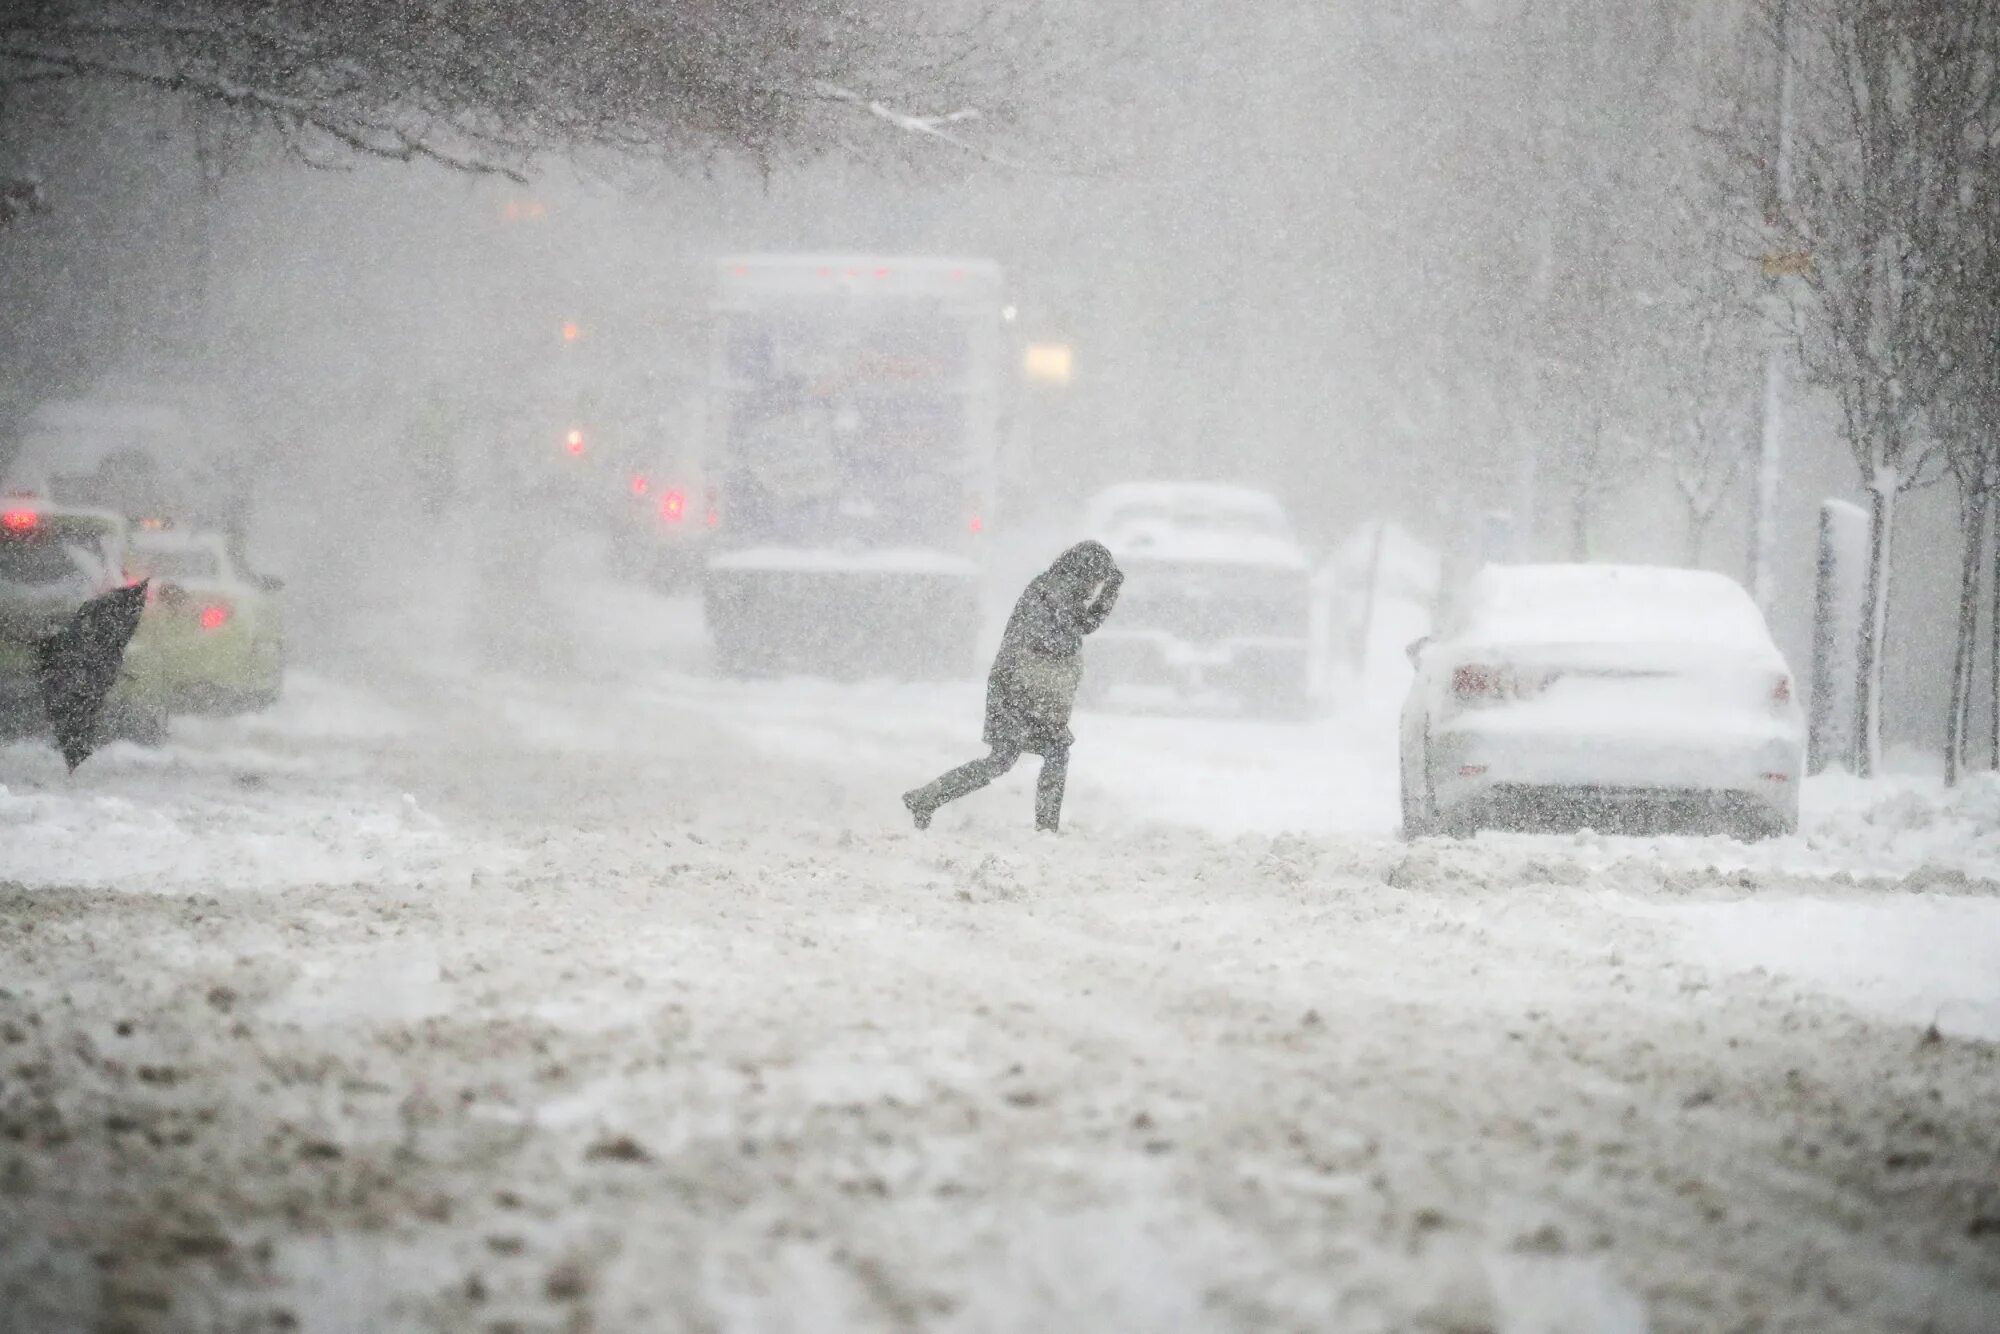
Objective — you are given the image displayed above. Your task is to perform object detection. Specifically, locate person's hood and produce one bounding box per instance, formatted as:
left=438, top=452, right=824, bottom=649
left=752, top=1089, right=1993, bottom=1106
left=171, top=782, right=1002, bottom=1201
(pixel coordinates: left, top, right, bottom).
left=1045, top=540, right=1115, bottom=587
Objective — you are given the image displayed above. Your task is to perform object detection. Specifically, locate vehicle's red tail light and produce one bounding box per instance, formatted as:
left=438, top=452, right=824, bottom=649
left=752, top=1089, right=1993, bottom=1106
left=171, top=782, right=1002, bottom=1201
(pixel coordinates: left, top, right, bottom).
left=660, top=490, right=686, bottom=522
left=968, top=514, right=984, bottom=534
left=564, top=429, right=586, bottom=456
left=1453, top=665, right=1504, bottom=698
left=1, top=508, right=37, bottom=532
left=199, top=604, right=230, bottom=631
left=705, top=509, right=721, bottom=528
left=1451, top=663, right=1555, bottom=703
left=630, top=474, right=649, bottom=496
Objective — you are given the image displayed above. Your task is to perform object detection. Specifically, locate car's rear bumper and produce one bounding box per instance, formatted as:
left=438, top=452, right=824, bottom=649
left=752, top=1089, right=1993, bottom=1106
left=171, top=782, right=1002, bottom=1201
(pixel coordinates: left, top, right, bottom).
left=1429, top=722, right=1801, bottom=830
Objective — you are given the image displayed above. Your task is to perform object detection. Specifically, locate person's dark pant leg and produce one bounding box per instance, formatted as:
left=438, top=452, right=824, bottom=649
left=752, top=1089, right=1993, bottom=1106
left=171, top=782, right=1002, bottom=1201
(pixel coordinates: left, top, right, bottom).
left=911, top=747, right=1020, bottom=814
left=1035, top=745, right=1069, bottom=832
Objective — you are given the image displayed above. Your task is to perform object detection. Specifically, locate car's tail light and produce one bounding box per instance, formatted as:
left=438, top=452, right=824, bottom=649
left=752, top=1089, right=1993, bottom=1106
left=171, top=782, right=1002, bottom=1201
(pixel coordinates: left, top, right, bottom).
left=660, top=490, right=686, bottom=522
left=968, top=514, right=984, bottom=535
left=1, top=508, right=37, bottom=532
left=1453, top=665, right=1505, bottom=699
left=705, top=509, right=721, bottom=528
left=199, top=604, right=230, bottom=631
left=630, top=474, right=649, bottom=496
left=564, top=429, right=586, bottom=456
left=1452, top=664, right=1553, bottom=703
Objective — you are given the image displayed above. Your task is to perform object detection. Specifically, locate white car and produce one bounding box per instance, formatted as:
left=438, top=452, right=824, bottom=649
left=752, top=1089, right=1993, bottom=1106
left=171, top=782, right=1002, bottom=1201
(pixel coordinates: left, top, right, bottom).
left=1083, top=482, right=1313, bottom=716
left=1400, top=564, right=1804, bottom=839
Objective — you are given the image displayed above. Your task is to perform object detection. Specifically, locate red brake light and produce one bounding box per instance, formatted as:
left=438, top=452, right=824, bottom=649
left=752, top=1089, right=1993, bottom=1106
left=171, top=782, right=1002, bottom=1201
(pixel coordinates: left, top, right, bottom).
left=660, top=490, right=686, bottom=522
left=199, top=604, right=230, bottom=631
left=1452, top=665, right=1502, bottom=698
left=630, top=474, right=649, bottom=496
left=968, top=515, right=984, bottom=534
left=1, top=508, right=37, bottom=532
left=565, top=429, right=585, bottom=456
left=1451, top=663, right=1557, bottom=701
left=705, top=510, right=721, bottom=529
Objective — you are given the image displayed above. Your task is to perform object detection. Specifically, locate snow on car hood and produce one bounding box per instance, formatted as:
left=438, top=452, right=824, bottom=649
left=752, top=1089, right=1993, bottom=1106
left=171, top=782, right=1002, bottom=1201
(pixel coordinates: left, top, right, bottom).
left=1102, top=522, right=1308, bottom=570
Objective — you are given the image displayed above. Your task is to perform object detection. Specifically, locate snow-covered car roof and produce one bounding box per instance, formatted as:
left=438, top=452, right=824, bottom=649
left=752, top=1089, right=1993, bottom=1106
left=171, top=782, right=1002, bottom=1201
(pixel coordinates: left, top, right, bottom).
left=1457, top=563, right=1777, bottom=653
left=127, top=526, right=241, bottom=585
left=16, top=393, right=244, bottom=479
left=1085, top=482, right=1307, bottom=569
left=128, top=526, right=227, bottom=555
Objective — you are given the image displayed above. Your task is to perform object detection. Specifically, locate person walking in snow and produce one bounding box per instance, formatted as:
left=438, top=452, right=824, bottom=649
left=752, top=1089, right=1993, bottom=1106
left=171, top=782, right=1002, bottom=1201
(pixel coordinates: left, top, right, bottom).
left=903, top=540, right=1124, bottom=833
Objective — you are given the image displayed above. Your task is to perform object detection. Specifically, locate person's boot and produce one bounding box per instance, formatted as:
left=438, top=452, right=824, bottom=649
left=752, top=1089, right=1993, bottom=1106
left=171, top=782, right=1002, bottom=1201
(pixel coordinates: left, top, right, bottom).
left=902, top=789, right=934, bottom=830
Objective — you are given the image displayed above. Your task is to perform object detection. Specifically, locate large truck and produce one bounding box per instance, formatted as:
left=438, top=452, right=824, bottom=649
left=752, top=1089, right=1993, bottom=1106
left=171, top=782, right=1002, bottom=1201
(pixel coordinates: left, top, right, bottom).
left=700, top=254, right=1009, bottom=678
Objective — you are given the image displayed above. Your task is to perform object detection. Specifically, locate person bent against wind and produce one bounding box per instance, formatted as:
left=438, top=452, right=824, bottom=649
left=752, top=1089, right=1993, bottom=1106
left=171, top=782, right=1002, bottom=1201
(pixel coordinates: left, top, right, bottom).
left=904, top=541, right=1123, bottom=833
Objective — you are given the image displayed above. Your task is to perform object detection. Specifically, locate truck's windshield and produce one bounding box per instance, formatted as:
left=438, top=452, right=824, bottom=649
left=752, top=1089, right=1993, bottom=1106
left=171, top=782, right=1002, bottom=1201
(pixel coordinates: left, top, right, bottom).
left=719, top=298, right=977, bottom=548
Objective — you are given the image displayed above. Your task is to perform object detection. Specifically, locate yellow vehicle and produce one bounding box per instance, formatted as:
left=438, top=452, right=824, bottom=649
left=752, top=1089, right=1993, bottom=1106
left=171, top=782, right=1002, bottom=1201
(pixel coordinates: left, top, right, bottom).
left=126, top=525, right=285, bottom=713
left=0, top=500, right=170, bottom=744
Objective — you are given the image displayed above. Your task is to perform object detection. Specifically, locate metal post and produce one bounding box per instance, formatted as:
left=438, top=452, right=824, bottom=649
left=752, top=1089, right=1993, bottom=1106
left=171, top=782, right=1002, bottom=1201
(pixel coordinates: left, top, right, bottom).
left=1750, top=0, right=1794, bottom=615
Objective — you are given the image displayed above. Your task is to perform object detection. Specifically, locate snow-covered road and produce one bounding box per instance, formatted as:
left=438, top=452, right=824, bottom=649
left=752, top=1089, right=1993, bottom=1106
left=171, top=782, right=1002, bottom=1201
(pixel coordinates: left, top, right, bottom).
left=2, top=576, right=1998, bottom=1332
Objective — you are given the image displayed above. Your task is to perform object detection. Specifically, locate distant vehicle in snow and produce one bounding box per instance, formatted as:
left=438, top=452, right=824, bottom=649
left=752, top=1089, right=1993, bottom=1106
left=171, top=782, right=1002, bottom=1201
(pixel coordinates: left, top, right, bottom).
left=1399, top=563, right=1804, bottom=840
left=1081, top=482, right=1313, bottom=717
left=607, top=395, right=715, bottom=590
left=4, top=394, right=251, bottom=539
left=126, top=523, right=285, bottom=714
left=0, top=499, right=169, bottom=746
left=698, top=254, right=1010, bottom=678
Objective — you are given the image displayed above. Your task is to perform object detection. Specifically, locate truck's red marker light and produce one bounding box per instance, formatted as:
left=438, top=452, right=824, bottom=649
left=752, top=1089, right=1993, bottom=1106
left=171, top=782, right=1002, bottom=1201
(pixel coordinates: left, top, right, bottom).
left=705, top=510, right=720, bottom=529
left=660, top=490, right=686, bottom=521
left=968, top=515, right=984, bottom=534
left=565, top=429, right=585, bottom=456
left=630, top=474, right=650, bottom=496
left=1, top=509, right=36, bottom=532
left=874, top=267, right=889, bottom=279
left=199, top=604, right=230, bottom=631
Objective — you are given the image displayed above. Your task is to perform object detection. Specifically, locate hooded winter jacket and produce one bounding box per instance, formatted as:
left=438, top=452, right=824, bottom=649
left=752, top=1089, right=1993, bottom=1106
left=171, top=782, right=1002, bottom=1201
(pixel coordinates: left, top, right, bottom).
left=983, top=541, right=1123, bottom=754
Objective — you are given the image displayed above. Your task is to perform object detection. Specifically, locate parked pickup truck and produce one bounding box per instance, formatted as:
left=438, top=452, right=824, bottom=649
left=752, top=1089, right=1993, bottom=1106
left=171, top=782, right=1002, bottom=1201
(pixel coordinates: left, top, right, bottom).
left=1082, top=482, right=1313, bottom=718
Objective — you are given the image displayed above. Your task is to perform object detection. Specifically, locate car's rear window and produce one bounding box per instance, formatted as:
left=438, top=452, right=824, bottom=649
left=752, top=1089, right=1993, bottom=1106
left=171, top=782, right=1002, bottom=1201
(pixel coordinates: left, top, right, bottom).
left=0, top=535, right=101, bottom=589
left=1462, top=565, right=1772, bottom=650
left=132, top=549, right=221, bottom=580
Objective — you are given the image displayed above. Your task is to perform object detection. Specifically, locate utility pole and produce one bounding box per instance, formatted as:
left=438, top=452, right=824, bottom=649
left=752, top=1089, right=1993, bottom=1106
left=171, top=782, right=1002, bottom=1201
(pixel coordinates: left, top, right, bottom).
left=1750, top=0, right=1795, bottom=615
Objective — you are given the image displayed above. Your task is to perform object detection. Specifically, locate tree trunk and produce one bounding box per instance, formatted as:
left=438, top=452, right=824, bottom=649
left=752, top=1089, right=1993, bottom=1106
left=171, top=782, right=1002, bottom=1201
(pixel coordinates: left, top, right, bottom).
left=1854, top=474, right=1896, bottom=778
left=1946, top=483, right=1987, bottom=786
left=1991, top=480, right=2000, bottom=771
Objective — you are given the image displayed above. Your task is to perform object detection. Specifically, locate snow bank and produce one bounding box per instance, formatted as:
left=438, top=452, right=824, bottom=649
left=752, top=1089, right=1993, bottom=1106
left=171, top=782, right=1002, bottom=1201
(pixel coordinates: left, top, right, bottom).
left=0, top=718, right=512, bottom=891
left=1802, top=769, right=2000, bottom=878
left=1651, top=895, right=2000, bottom=1040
